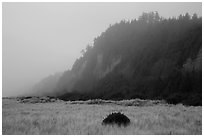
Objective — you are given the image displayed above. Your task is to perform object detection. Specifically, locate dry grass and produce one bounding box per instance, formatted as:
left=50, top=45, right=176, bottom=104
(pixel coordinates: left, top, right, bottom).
left=2, top=98, right=202, bottom=135
left=68, top=98, right=166, bottom=106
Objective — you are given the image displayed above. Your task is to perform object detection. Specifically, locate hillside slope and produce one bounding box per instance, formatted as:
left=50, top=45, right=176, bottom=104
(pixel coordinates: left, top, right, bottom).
left=55, top=12, right=202, bottom=106
left=30, top=72, right=62, bottom=96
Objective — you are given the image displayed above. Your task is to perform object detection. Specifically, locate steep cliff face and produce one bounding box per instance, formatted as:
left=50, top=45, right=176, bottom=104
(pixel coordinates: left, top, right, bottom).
left=183, top=48, right=202, bottom=71
left=55, top=12, right=201, bottom=105
left=55, top=52, right=122, bottom=94
left=94, top=54, right=121, bottom=79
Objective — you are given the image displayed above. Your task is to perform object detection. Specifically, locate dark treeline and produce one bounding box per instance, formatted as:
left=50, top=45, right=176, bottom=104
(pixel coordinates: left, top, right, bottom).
left=56, top=12, right=202, bottom=106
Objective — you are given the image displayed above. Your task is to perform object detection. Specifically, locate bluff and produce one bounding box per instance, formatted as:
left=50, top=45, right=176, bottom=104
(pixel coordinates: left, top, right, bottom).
left=55, top=12, right=202, bottom=106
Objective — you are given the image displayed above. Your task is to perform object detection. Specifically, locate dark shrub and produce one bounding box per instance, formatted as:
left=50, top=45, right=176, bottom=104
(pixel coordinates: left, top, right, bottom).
left=102, top=112, right=130, bottom=126
left=183, top=93, right=202, bottom=106
left=166, top=93, right=184, bottom=105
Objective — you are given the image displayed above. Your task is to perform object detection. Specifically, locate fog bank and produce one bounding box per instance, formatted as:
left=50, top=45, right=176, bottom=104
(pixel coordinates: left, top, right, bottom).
left=3, top=2, right=201, bottom=97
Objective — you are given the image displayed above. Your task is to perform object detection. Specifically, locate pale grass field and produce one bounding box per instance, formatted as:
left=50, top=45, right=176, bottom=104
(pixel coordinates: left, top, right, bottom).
left=2, top=98, right=202, bottom=135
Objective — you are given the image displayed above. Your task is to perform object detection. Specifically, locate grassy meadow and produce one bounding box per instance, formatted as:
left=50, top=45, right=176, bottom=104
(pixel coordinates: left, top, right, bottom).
left=2, top=98, right=202, bottom=135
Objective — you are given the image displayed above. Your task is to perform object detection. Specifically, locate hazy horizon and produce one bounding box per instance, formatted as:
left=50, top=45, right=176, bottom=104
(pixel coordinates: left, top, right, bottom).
left=3, top=2, right=202, bottom=97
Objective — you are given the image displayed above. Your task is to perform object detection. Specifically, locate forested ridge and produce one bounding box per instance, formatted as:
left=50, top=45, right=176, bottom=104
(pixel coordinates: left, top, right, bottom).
left=45, top=12, right=202, bottom=106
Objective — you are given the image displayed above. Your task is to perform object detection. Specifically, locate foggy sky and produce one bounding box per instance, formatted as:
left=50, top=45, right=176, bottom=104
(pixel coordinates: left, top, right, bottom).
left=3, top=2, right=202, bottom=97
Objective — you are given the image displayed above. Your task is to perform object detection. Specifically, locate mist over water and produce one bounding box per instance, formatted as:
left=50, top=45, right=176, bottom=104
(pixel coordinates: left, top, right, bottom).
left=2, top=2, right=202, bottom=97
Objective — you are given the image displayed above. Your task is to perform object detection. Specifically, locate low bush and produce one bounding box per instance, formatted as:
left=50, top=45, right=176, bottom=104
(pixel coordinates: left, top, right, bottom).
left=102, top=112, right=130, bottom=126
